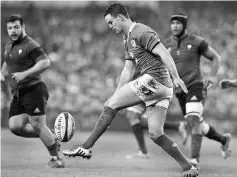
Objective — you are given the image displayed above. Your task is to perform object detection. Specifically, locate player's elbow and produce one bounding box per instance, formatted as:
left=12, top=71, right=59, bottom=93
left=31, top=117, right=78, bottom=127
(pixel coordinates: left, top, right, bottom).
left=43, top=59, right=50, bottom=70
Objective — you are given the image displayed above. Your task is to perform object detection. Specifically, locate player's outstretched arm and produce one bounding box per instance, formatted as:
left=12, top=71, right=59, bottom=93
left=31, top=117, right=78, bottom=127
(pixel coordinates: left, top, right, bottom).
left=115, top=59, right=136, bottom=92
left=152, top=42, right=188, bottom=93
left=219, top=79, right=237, bottom=89
left=12, top=59, right=50, bottom=83
left=1, top=61, right=8, bottom=82
left=202, top=46, right=221, bottom=89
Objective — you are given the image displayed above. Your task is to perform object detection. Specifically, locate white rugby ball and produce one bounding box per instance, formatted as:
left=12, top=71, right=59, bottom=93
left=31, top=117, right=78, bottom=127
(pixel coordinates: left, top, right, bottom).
left=54, top=112, right=75, bottom=142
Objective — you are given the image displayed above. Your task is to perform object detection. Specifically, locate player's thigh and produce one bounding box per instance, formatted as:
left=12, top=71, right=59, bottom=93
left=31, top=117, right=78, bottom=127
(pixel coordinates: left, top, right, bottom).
left=8, top=96, right=28, bottom=129
left=107, top=83, right=143, bottom=110
left=21, top=82, right=49, bottom=117
left=184, top=83, right=205, bottom=123
left=146, top=106, right=167, bottom=136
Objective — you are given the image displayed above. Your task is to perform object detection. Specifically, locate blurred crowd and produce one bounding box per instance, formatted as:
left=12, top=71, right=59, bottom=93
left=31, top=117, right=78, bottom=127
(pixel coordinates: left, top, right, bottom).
left=1, top=1, right=237, bottom=133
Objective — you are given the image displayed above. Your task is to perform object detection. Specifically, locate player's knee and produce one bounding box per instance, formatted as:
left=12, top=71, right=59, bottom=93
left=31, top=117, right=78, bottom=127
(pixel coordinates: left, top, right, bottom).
left=28, top=115, right=45, bottom=131
left=126, top=111, right=141, bottom=126
left=105, top=98, right=121, bottom=111
left=186, top=115, right=199, bottom=128
left=9, top=119, right=23, bottom=135
left=200, top=121, right=210, bottom=134
left=186, top=115, right=202, bottom=134
left=149, top=126, right=164, bottom=140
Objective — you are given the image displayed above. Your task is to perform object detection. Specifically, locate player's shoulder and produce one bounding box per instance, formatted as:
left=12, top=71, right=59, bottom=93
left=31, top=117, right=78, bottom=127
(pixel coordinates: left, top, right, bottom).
left=4, top=41, right=13, bottom=50
left=133, top=23, right=157, bottom=38
left=163, top=35, right=174, bottom=46
left=187, top=33, right=205, bottom=45
left=25, top=36, right=41, bottom=50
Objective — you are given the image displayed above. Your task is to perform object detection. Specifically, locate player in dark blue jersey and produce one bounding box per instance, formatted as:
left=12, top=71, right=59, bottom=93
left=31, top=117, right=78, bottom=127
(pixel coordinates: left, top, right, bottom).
left=1, top=14, right=64, bottom=168
left=164, top=13, right=231, bottom=169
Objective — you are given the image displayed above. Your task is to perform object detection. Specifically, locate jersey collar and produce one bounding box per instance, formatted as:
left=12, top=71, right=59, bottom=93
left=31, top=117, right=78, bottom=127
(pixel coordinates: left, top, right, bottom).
left=173, top=31, right=188, bottom=41
left=127, top=22, right=136, bottom=38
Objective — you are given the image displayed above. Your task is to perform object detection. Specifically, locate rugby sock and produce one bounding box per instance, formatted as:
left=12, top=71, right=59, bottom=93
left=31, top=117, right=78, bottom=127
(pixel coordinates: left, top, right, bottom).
left=205, top=125, right=227, bottom=145
left=83, top=106, right=116, bottom=149
left=152, top=134, right=192, bottom=171
left=132, top=123, right=148, bottom=154
left=39, top=126, right=59, bottom=157
left=191, top=134, right=202, bottom=161
left=164, top=121, right=179, bottom=131
left=47, top=142, right=59, bottom=157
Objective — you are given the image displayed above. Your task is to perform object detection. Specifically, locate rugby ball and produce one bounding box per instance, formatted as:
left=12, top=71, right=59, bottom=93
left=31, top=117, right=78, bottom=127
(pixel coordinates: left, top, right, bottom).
left=54, top=112, right=75, bottom=142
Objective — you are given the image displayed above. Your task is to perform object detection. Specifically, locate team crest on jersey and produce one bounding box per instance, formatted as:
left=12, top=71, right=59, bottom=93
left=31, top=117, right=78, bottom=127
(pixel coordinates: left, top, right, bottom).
left=187, top=44, right=192, bottom=50
left=18, top=49, right=22, bottom=55
left=131, top=39, right=136, bottom=47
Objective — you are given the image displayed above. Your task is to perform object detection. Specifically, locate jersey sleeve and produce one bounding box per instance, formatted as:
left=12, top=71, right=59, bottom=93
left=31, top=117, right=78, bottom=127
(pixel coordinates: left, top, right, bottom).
left=139, top=30, right=161, bottom=51
left=194, top=35, right=208, bottom=55
left=27, top=40, right=48, bottom=62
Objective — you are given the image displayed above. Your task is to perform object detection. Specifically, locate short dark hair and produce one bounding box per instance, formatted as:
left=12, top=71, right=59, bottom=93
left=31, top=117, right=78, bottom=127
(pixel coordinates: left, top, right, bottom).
left=104, top=2, right=129, bottom=19
left=7, top=14, right=24, bottom=26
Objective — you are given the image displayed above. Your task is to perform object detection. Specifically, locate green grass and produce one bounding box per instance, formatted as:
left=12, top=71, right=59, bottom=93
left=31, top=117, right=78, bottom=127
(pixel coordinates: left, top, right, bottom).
left=1, top=128, right=237, bottom=177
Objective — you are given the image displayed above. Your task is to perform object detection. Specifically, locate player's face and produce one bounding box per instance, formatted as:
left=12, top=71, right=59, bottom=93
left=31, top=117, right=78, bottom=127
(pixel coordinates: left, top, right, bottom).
left=171, top=20, right=183, bottom=36
left=105, top=14, right=123, bottom=34
left=7, top=20, right=24, bottom=42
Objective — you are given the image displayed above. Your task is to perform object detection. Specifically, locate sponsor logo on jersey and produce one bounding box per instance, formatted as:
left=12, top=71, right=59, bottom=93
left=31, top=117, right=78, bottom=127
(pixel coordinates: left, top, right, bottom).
left=190, top=96, right=198, bottom=101
left=34, top=107, right=41, bottom=113
left=187, top=44, right=192, bottom=50
left=131, top=39, right=136, bottom=47
left=172, top=143, right=177, bottom=147
left=18, top=49, right=22, bottom=55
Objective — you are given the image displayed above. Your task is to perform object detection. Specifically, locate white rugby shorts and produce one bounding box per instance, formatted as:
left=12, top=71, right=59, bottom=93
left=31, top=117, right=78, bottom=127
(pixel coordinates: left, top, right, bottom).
left=128, top=74, right=173, bottom=109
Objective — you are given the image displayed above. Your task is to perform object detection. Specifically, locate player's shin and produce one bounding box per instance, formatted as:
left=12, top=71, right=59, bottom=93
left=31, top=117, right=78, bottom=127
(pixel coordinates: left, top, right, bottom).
left=187, top=115, right=203, bottom=162
left=151, top=133, right=192, bottom=171
left=83, top=106, right=116, bottom=149
left=127, top=111, right=148, bottom=154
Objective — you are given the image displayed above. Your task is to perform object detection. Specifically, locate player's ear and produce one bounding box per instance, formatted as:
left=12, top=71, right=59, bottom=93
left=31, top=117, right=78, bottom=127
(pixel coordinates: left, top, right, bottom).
left=118, top=14, right=126, bottom=21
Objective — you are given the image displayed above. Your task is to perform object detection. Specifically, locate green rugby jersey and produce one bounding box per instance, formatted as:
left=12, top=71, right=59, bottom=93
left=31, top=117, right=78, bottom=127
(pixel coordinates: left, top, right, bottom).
left=164, top=33, right=208, bottom=87
left=3, top=36, right=48, bottom=91
left=124, top=23, right=173, bottom=88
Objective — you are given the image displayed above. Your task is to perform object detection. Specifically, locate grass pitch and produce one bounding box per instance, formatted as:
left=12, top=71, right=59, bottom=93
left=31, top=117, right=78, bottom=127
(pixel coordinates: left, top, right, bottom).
left=1, top=128, right=236, bottom=177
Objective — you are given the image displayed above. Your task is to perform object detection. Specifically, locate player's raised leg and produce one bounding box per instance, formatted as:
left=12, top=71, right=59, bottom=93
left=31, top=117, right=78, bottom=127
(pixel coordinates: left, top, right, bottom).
left=62, top=82, right=143, bottom=158
left=200, top=121, right=231, bottom=159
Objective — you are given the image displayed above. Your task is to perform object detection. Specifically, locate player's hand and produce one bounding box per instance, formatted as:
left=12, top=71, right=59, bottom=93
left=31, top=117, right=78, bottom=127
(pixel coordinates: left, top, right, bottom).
left=12, top=72, right=27, bottom=83
left=203, top=78, right=213, bottom=91
left=173, top=77, right=188, bottom=94
left=219, top=79, right=234, bottom=89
